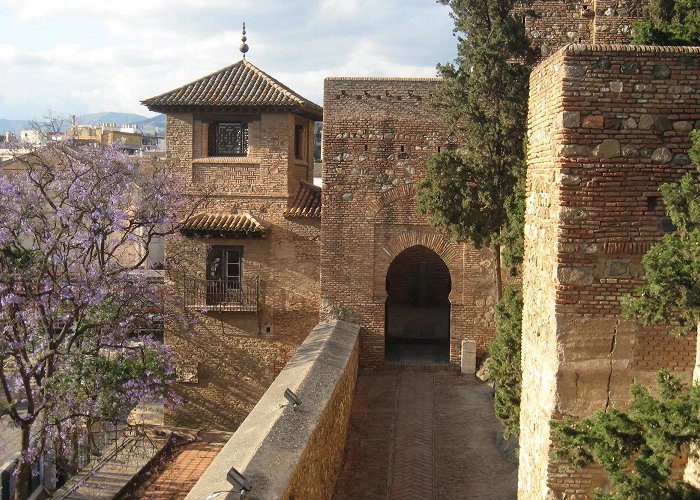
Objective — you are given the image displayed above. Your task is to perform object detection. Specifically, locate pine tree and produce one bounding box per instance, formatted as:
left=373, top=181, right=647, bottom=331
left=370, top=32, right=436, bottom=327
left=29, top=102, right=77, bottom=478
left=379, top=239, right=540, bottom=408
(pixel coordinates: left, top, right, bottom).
left=417, top=0, right=534, bottom=299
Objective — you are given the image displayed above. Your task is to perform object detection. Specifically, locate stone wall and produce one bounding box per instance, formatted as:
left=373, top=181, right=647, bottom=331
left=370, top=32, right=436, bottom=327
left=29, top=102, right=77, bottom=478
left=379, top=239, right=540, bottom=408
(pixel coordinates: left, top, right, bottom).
left=521, top=0, right=647, bottom=57
left=321, top=77, right=500, bottom=368
left=520, top=44, right=700, bottom=498
left=186, top=320, right=360, bottom=500
left=163, top=111, right=321, bottom=430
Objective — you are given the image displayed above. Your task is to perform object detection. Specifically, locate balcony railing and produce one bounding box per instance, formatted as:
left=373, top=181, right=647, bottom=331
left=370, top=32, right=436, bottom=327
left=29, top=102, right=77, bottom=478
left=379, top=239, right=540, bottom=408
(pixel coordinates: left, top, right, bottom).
left=183, top=276, right=259, bottom=312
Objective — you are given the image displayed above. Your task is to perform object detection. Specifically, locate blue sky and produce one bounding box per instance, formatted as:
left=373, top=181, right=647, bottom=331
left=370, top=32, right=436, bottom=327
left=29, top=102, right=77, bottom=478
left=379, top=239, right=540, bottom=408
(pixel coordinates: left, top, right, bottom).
left=0, top=0, right=457, bottom=119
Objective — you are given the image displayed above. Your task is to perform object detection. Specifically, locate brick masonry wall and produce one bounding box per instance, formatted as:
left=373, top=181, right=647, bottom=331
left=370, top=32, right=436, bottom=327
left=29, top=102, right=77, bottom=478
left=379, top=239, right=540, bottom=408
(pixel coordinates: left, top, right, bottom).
left=521, top=44, right=700, bottom=498
left=163, top=111, right=320, bottom=430
left=321, top=78, right=500, bottom=368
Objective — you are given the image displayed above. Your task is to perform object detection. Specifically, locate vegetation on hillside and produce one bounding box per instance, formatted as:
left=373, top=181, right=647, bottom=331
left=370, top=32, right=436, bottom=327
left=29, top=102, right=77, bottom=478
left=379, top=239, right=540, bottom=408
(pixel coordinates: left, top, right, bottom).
left=633, top=0, right=700, bottom=46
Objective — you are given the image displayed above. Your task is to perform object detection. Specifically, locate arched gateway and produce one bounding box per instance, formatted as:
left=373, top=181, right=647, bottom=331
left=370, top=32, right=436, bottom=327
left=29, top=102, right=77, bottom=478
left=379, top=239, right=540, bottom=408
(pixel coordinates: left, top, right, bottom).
left=385, top=245, right=451, bottom=364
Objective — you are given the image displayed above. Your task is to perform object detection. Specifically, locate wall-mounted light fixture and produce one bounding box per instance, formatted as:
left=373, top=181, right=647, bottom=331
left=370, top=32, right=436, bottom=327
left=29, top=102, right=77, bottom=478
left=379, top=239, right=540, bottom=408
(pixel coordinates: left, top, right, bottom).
left=284, top=388, right=302, bottom=410
left=227, top=467, right=252, bottom=496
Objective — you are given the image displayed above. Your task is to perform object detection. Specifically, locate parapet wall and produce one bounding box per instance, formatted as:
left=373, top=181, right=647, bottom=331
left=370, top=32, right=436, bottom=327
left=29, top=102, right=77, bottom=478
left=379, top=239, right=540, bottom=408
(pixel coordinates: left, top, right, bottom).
left=520, top=44, right=700, bottom=498
left=186, top=320, right=360, bottom=500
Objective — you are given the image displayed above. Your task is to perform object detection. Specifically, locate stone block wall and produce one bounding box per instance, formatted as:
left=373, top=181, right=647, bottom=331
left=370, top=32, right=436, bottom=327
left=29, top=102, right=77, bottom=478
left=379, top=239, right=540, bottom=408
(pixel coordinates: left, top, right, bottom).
left=163, top=111, right=321, bottom=430
left=283, top=325, right=359, bottom=499
left=520, top=44, right=700, bottom=498
left=321, top=78, right=500, bottom=368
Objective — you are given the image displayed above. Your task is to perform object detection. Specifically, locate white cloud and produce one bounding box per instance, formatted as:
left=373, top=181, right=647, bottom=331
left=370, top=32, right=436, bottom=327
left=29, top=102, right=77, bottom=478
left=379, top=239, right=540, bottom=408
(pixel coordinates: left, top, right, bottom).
left=0, top=44, right=19, bottom=64
left=318, top=0, right=361, bottom=18
left=0, top=0, right=233, bottom=21
left=274, top=37, right=439, bottom=105
left=0, top=1, right=456, bottom=119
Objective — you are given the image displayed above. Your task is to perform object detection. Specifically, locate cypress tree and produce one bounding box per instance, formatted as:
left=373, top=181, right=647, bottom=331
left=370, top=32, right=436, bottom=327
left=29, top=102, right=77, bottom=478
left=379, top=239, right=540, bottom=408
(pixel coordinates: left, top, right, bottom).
left=417, top=0, right=534, bottom=299
left=489, top=285, right=523, bottom=438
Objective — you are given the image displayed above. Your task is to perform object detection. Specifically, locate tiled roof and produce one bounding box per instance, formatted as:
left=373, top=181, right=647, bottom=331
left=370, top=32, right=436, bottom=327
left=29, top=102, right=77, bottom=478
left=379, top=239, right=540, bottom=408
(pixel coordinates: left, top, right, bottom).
left=142, top=59, right=323, bottom=120
left=181, top=212, right=267, bottom=237
left=284, top=180, right=321, bottom=218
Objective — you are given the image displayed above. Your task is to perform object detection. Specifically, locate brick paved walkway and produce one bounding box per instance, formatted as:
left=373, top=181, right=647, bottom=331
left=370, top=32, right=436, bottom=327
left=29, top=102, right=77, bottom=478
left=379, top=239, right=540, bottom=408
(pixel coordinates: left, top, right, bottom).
left=128, top=442, right=222, bottom=499
left=334, top=371, right=517, bottom=500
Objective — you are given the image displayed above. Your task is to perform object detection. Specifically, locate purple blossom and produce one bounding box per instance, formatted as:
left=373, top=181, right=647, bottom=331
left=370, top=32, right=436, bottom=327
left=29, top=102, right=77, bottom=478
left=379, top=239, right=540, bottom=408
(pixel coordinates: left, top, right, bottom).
left=0, top=142, right=186, bottom=492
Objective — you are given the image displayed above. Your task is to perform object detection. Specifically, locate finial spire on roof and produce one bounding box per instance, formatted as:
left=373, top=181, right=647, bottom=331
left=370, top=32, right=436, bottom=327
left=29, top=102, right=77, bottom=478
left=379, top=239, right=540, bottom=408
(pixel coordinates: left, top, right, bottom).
left=240, top=22, right=249, bottom=59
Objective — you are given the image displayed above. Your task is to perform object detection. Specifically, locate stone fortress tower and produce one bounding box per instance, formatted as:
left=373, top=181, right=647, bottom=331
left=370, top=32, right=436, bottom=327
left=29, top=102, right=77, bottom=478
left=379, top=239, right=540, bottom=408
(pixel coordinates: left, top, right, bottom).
left=515, top=1, right=700, bottom=496
left=143, top=27, right=323, bottom=429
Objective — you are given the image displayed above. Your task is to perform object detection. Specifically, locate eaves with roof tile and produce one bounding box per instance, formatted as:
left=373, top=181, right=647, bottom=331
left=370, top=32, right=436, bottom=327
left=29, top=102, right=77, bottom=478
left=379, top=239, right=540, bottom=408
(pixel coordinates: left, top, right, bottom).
left=142, top=59, right=322, bottom=121
left=284, top=180, right=321, bottom=218
left=181, top=212, right=267, bottom=238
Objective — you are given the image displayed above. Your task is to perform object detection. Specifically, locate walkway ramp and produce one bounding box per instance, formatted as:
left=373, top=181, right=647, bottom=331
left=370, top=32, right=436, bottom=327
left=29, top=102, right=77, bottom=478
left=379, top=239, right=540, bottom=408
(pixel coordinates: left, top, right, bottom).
left=334, top=371, right=517, bottom=500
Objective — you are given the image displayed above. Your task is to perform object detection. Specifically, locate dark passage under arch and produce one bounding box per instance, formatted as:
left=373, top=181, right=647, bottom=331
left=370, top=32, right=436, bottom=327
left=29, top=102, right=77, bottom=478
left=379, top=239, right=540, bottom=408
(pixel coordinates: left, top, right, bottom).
left=385, top=245, right=451, bottom=364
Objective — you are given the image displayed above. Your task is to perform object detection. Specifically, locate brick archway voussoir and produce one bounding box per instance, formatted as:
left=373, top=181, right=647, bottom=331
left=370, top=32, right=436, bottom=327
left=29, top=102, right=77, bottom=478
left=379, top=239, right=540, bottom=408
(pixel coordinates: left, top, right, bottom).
left=366, top=184, right=417, bottom=216
left=384, top=231, right=459, bottom=264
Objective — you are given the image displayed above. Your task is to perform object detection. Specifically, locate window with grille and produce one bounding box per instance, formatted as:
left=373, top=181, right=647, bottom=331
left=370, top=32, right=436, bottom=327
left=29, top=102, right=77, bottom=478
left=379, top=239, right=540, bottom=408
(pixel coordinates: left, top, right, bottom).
left=208, top=122, right=248, bottom=156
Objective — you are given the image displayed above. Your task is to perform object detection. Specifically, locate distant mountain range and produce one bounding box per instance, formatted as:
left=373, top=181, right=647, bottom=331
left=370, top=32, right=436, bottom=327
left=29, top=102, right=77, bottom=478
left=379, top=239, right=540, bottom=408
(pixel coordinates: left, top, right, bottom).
left=0, top=112, right=166, bottom=135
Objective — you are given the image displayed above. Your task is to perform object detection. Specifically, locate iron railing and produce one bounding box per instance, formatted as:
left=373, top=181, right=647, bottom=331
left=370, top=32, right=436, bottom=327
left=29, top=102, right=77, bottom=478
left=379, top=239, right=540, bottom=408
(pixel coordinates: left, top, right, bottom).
left=183, top=276, right=259, bottom=312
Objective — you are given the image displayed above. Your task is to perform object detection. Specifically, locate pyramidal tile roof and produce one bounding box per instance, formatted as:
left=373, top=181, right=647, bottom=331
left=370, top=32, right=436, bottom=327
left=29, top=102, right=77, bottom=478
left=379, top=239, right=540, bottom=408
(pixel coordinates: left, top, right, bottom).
left=142, top=59, right=322, bottom=119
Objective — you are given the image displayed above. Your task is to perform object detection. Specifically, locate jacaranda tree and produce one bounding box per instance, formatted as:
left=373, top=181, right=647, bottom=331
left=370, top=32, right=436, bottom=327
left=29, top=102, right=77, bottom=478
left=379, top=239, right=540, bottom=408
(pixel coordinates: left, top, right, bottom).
left=0, top=142, right=187, bottom=498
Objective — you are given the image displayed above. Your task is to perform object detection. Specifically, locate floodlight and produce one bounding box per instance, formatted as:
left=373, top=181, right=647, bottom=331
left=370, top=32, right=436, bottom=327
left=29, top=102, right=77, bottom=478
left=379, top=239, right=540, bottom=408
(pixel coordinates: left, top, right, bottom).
left=284, top=388, right=302, bottom=409
left=227, top=467, right=252, bottom=494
